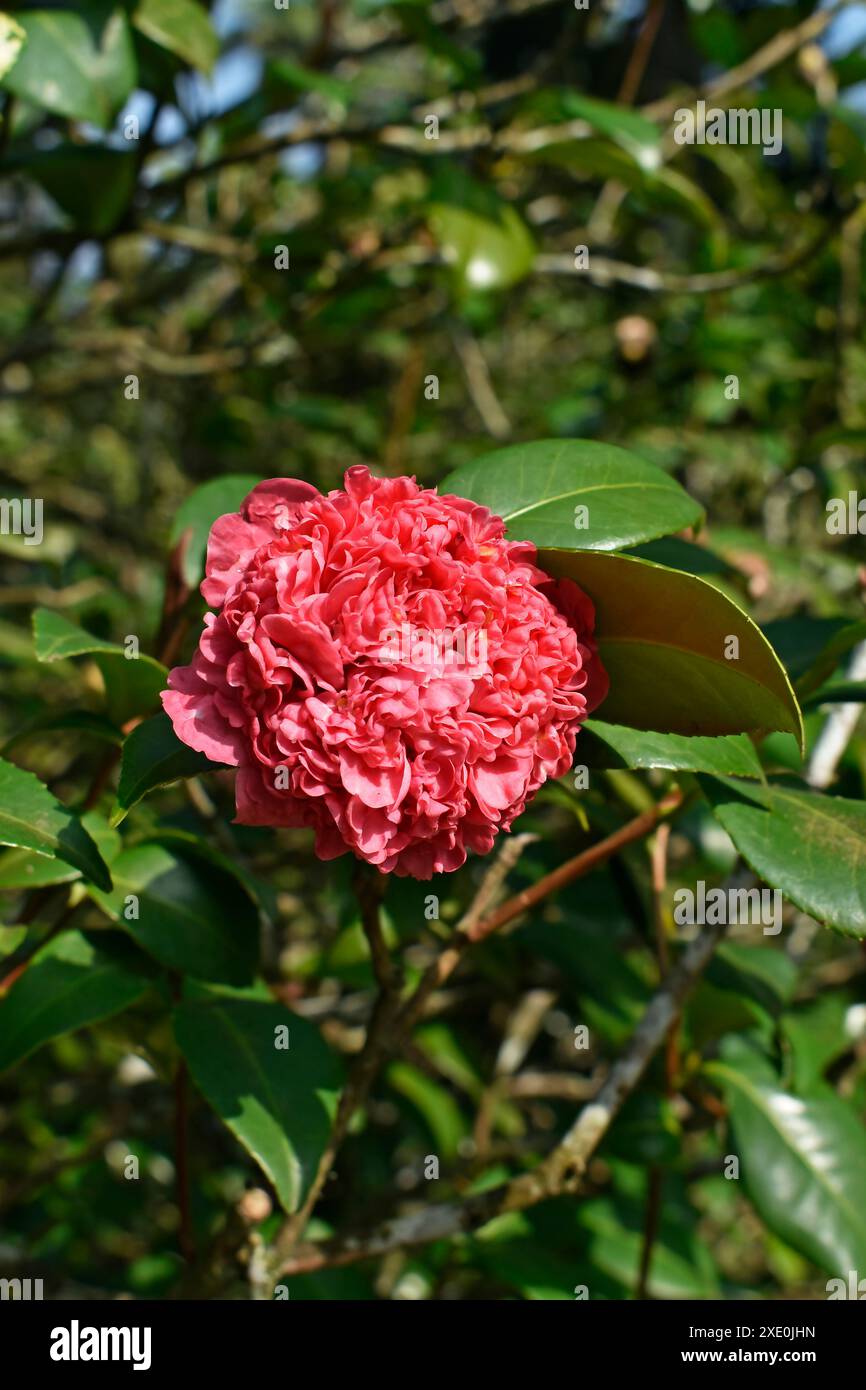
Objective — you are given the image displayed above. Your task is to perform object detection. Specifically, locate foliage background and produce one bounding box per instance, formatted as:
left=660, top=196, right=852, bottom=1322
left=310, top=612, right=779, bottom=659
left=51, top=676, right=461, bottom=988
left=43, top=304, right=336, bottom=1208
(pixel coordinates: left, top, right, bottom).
left=0, top=0, right=865, bottom=1301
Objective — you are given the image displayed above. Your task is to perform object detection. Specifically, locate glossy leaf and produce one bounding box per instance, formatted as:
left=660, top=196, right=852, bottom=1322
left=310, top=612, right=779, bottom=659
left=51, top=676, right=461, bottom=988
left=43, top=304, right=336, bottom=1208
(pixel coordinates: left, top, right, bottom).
left=0, top=759, right=111, bottom=891
left=430, top=201, right=535, bottom=291
left=174, top=988, right=343, bottom=1213
left=538, top=550, right=802, bottom=741
left=440, top=439, right=703, bottom=551
left=581, top=719, right=763, bottom=777
left=0, top=931, right=148, bottom=1073
left=709, top=1063, right=866, bottom=1276
left=700, top=776, right=866, bottom=937
left=0, top=811, right=119, bottom=891
left=32, top=608, right=167, bottom=724
left=88, top=842, right=258, bottom=984
left=113, top=713, right=228, bottom=825
left=4, top=9, right=136, bottom=128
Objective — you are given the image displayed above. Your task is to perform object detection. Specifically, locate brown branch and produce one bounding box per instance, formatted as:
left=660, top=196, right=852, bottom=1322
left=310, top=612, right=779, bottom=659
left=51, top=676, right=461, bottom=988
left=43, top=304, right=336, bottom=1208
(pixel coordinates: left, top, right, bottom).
left=398, top=790, right=682, bottom=1040
left=276, top=912, right=727, bottom=1277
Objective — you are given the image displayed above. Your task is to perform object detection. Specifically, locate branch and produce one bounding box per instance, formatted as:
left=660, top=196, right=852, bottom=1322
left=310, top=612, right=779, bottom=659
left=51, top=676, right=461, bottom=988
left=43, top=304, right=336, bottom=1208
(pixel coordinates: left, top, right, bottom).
left=397, top=789, right=682, bottom=1039
left=276, top=912, right=727, bottom=1276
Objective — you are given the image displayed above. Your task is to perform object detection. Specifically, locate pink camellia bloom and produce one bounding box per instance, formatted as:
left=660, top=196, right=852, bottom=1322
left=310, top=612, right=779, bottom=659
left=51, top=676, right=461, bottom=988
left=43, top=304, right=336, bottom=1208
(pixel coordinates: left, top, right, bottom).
left=162, top=468, right=608, bottom=878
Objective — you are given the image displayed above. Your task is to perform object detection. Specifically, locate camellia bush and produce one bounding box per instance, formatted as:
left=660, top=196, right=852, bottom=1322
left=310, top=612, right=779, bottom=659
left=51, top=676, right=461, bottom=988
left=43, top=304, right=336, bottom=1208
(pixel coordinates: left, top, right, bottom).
left=1, top=0, right=865, bottom=1307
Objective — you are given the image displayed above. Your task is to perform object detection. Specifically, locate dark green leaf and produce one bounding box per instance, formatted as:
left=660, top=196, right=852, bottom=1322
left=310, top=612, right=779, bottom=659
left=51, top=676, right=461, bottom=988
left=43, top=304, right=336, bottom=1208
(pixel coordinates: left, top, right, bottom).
left=709, top=1063, right=866, bottom=1276
left=113, top=713, right=229, bottom=825
left=32, top=608, right=167, bottom=724
left=802, top=680, right=866, bottom=710
left=17, top=146, right=136, bottom=234
left=0, top=811, right=119, bottom=890
left=0, top=930, right=148, bottom=1073
left=539, top=550, right=802, bottom=741
left=174, top=988, right=343, bottom=1213
left=0, top=759, right=112, bottom=891
left=88, top=843, right=258, bottom=984
left=701, top=776, right=866, bottom=938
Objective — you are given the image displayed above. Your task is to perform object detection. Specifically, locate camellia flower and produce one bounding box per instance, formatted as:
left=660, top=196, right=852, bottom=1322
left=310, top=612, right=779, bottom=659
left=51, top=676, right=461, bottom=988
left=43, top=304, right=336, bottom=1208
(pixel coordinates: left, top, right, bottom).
left=162, top=468, right=608, bottom=878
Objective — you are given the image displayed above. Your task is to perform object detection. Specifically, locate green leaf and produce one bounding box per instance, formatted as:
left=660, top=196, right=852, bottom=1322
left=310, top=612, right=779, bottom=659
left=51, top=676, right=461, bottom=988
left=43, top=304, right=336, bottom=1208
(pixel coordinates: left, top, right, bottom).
left=708, top=1063, right=866, bottom=1277
left=782, top=995, right=854, bottom=1093
left=32, top=608, right=167, bottom=725
left=132, top=0, right=219, bottom=74
left=428, top=170, right=535, bottom=292
left=581, top=719, right=763, bottom=778
left=700, top=777, right=866, bottom=938
left=538, top=550, right=802, bottom=741
left=628, top=537, right=729, bottom=577
left=0, top=811, right=119, bottom=890
left=707, top=942, right=798, bottom=1016
left=88, top=842, right=258, bottom=984
left=440, top=440, right=703, bottom=551
left=0, top=930, right=148, bottom=1073
left=4, top=8, right=136, bottom=128
left=171, top=474, right=262, bottom=587
left=113, top=713, right=229, bottom=825
left=0, top=759, right=112, bottom=892
left=430, top=202, right=534, bottom=292
left=174, top=989, right=343, bottom=1213
left=794, top=619, right=866, bottom=696
left=556, top=91, right=660, bottom=164
left=387, top=1060, right=468, bottom=1160
left=16, top=146, right=136, bottom=234
left=801, top=679, right=866, bottom=710
left=0, top=12, right=26, bottom=81
left=2, top=709, right=122, bottom=754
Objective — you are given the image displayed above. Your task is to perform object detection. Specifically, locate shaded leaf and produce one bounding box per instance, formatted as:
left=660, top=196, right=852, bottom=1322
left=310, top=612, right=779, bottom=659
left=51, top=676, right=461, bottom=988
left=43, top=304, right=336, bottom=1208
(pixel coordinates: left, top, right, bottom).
left=88, top=842, right=258, bottom=984
left=539, top=550, right=802, bottom=741
left=0, top=930, right=148, bottom=1072
left=32, top=608, right=167, bottom=724
left=0, top=811, right=119, bottom=890
left=0, top=759, right=111, bottom=891
left=113, top=713, right=228, bottom=825
left=174, top=988, right=342, bottom=1213
left=709, top=1063, right=866, bottom=1277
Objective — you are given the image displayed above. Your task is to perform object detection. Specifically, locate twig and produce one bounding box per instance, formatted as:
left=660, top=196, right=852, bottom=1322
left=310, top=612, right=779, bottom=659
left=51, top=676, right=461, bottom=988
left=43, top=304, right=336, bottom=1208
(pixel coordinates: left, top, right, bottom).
left=256, top=869, right=398, bottom=1289
left=174, top=1059, right=195, bottom=1264
left=617, top=0, right=666, bottom=106
left=450, top=323, right=511, bottom=440
left=535, top=221, right=837, bottom=295
left=398, top=791, right=682, bottom=1039
left=275, top=913, right=727, bottom=1276
left=641, top=0, right=854, bottom=120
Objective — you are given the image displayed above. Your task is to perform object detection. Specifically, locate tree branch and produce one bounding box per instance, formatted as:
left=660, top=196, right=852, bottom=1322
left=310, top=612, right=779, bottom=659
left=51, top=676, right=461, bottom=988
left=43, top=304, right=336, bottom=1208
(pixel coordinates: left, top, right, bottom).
left=276, top=912, right=727, bottom=1276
